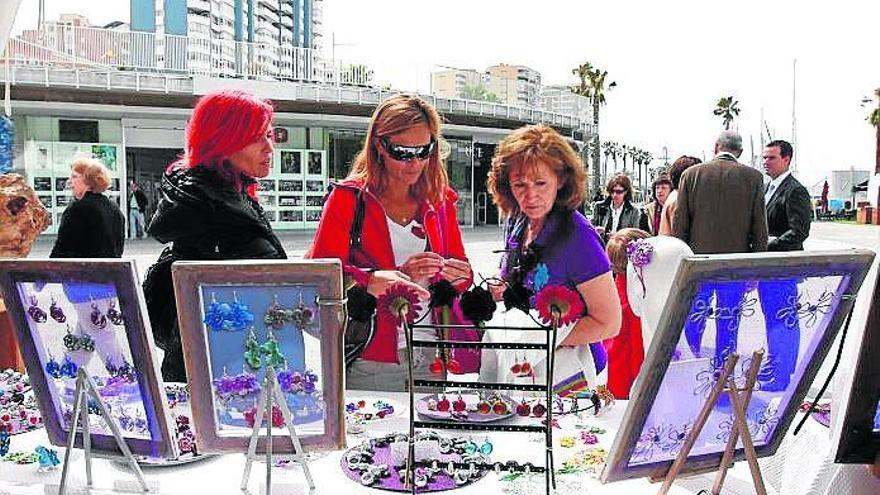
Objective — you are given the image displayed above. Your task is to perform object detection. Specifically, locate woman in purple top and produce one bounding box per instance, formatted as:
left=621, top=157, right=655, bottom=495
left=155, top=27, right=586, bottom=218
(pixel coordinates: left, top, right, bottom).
left=480, top=124, right=622, bottom=390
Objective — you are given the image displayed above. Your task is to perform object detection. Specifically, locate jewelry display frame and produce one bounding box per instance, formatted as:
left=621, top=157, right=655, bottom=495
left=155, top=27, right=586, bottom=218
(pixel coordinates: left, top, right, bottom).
left=0, top=259, right=177, bottom=459
left=404, top=317, right=560, bottom=494
left=172, top=259, right=346, bottom=455
left=601, top=249, right=874, bottom=483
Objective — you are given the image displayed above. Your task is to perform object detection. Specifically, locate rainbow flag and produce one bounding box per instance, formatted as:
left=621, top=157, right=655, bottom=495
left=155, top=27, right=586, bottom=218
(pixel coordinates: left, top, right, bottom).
left=554, top=371, right=589, bottom=397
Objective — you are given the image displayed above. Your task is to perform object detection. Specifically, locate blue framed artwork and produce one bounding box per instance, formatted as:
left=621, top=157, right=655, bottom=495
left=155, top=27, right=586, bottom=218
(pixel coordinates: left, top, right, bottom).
left=602, top=249, right=874, bottom=482
left=0, top=260, right=176, bottom=459
left=172, top=259, right=345, bottom=454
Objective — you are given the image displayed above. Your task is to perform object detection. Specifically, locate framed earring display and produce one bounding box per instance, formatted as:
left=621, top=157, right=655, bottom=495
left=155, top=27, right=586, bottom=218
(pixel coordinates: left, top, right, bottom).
left=601, top=250, right=874, bottom=483
left=832, top=272, right=880, bottom=464
left=0, top=259, right=176, bottom=459
left=172, top=259, right=345, bottom=454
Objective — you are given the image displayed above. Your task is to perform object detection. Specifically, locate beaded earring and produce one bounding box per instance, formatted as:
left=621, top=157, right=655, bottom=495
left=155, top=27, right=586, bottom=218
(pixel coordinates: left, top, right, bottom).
left=90, top=299, right=107, bottom=330
left=429, top=349, right=445, bottom=375
left=446, top=349, right=461, bottom=375
left=264, top=295, right=287, bottom=330
left=62, top=325, right=80, bottom=352
left=27, top=295, right=47, bottom=323
left=477, top=392, right=491, bottom=415
left=436, top=393, right=451, bottom=412
left=260, top=329, right=285, bottom=368
left=510, top=355, right=522, bottom=376
left=291, top=292, right=314, bottom=330
left=452, top=391, right=467, bottom=412
left=106, top=300, right=124, bottom=326
left=516, top=397, right=531, bottom=416
left=45, top=355, right=62, bottom=379
left=227, top=291, right=254, bottom=331
left=60, top=356, right=78, bottom=378
left=479, top=437, right=494, bottom=455
left=49, top=296, right=66, bottom=323
left=244, top=328, right=262, bottom=370
left=204, top=293, right=230, bottom=332
left=79, top=333, right=95, bottom=353
left=531, top=399, right=547, bottom=418
left=492, top=398, right=509, bottom=415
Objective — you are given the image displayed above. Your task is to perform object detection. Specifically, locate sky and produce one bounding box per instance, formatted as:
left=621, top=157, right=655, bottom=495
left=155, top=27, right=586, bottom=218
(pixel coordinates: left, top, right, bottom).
left=11, top=0, right=880, bottom=189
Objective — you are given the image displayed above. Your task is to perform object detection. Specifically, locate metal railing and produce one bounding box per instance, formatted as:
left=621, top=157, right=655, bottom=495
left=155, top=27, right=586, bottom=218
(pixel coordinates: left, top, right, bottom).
left=2, top=23, right=593, bottom=134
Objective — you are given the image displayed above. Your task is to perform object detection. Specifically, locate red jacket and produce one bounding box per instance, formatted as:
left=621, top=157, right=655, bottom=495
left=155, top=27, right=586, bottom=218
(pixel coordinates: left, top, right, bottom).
left=308, top=180, right=471, bottom=364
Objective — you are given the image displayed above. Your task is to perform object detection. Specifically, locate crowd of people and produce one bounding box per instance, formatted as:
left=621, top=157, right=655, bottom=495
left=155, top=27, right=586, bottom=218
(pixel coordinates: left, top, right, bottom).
left=0, top=88, right=814, bottom=401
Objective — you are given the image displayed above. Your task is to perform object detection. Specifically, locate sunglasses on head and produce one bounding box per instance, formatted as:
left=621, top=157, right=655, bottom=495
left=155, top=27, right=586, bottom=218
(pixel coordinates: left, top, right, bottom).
left=379, top=136, right=436, bottom=162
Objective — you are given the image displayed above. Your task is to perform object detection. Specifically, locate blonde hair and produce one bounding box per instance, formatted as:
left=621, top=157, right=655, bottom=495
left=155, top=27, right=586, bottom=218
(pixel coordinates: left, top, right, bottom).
left=346, top=94, right=449, bottom=205
left=606, top=228, right=650, bottom=274
left=487, top=124, right=587, bottom=216
left=71, top=158, right=111, bottom=193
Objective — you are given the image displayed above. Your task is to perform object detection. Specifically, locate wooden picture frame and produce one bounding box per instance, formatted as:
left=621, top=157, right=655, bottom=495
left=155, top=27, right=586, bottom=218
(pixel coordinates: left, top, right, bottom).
left=832, top=271, right=880, bottom=464
left=172, top=259, right=345, bottom=454
left=0, top=259, right=176, bottom=459
left=602, top=250, right=874, bottom=483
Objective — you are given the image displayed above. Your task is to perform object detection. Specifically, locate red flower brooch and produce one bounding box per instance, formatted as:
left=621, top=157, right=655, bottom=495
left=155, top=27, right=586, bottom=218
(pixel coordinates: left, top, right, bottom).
left=377, top=283, right=422, bottom=324
left=535, top=285, right=585, bottom=326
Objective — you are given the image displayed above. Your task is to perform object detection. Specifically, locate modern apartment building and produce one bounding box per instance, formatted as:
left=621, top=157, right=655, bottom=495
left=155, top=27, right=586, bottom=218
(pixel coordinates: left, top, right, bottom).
left=431, top=68, right=484, bottom=99
left=485, top=63, right=541, bottom=107
left=540, top=85, right=592, bottom=123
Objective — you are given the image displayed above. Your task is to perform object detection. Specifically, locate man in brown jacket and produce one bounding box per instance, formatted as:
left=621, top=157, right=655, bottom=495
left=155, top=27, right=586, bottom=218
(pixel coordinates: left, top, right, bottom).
left=673, top=130, right=768, bottom=254
left=673, top=131, right=768, bottom=367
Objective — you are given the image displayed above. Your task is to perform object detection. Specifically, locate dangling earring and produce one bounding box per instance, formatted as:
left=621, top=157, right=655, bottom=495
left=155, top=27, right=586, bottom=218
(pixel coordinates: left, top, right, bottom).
left=228, top=291, right=254, bottom=331
left=291, top=292, right=314, bottom=330
left=436, top=393, right=450, bottom=412
left=531, top=399, right=547, bottom=418
left=510, top=355, right=522, bottom=377
left=264, top=294, right=286, bottom=331
left=260, top=329, right=285, bottom=368
left=49, top=296, right=66, bottom=323
left=90, top=299, right=107, bottom=330
left=244, top=328, right=262, bottom=370
left=516, top=397, right=531, bottom=416
left=63, top=325, right=80, bottom=352
left=79, top=333, right=95, bottom=353
left=477, top=392, right=491, bottom=414
left=429, top=349, right=445, bottom=375
left=204, top=292, right=230, bottom=332
left=452, top=391, right=467, bottom=412
left=45, top=354, right=62, bottom=379
left=520, top=355, right=533, bottom=377
left=27, top=295, right=47, bottom=323
left=446, top=348, right=461, bottom=375
left=60, top=355, right=78, bottom=378
left=106, top=300, right=124, bottom=326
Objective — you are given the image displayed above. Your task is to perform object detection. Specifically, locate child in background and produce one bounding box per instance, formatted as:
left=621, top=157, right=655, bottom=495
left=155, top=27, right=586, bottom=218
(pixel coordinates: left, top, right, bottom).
left=603, top=228, right=650, bottom=398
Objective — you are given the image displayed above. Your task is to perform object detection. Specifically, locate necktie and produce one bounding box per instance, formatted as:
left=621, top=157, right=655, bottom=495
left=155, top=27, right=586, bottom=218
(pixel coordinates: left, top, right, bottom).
left=765, top=183, right=776, bottom=204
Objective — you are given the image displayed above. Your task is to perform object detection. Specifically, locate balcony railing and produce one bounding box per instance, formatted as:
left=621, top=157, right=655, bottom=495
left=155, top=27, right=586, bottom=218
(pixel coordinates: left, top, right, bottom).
left=2, top=23, right=593, bottom=136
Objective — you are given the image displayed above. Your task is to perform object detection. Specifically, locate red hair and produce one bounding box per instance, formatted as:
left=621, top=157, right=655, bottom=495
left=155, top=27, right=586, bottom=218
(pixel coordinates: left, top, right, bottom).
left=172, top=89, right=274, bottom=197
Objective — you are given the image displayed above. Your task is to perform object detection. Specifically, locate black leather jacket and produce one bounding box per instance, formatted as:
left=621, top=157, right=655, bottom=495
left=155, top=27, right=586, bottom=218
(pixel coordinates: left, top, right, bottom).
left=50, top=191, right=125, bottom=258
left=143, top=165, right=286, bottom=381
left=591, top=197, right=650, bottom=241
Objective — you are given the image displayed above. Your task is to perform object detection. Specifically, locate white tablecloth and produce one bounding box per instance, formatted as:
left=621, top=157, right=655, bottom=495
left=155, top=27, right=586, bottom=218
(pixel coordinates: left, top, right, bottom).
left=1, top=394, right=878, bottom=495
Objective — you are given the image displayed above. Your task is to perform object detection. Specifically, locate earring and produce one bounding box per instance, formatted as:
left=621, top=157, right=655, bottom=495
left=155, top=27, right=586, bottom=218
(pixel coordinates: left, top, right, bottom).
left=531, top=399, right=547, bottom=418
left=477, top=393, right=491, bottom=414
left=63, top=326, right=80, bottom=352
left=463, top=440, right=478, bottom=455
left=429, top=349, right=445, bottom=375
left=260, top=329, right=285, bottom=368
left=479, top=437, right=494, bottom=455
left=90, top=299, right=107, bottom=330
left=27, top=295, right=47, bottom=323
left=106, top=300, right=124, bottom=326
left=510, top=355, right=522, bottom=376
left=79, top=333, right=95, bottom=353
left=516, top=398, right=531, bottom=416
left=446, top=349, right=462, bottom=375
left=45, top=355, right=62, bottom=379
left=116, top=357, right=135, bottom=382
left=204, top=293, right=231, bottom=332
left=436, top=393, right=450, bottom=412
left=228, top=291, right=254, bottom=331
left=244, top=328, right=262, bottom=370
left=49, top=296, right=66, bottom=323
left=520, top=356, right=533, bottom=377
left=291, top=292, right=314, bottom=330
left=264, top=294, right=287, bottom=331
left=60, top=355, right=78, bottom=378
left=492, top=399, right=509, bottom=415
left=452, top=392, right=467, bottom=412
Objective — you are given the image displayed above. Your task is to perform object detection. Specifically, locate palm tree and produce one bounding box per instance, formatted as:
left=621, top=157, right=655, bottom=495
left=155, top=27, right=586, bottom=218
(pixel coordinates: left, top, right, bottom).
left=713, top=96, right=741, bottom=130
left=608, top=141, right=620, bottom=176
left=602, top=141, right=613, bottom=185
left=572, top=62, right=617, bottom=198
left=461, top=84, right=500, bottom=102
left=866, top=88, right=880, bottom=175
left=642, top=151, right=653, bottom=199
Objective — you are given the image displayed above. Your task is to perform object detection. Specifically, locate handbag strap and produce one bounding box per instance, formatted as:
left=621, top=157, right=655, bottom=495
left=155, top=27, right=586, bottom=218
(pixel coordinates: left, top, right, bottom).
left=349, top=187, right=366, bottom=249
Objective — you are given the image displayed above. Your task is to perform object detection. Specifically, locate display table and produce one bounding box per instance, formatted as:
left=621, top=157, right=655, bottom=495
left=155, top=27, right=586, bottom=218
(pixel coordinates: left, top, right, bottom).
left=0, top=393, right=877, bottom=495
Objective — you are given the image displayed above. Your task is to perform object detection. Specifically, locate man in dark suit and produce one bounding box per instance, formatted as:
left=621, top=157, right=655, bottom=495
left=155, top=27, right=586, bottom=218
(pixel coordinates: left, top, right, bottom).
left=757, top=139, right=811, bottom=390
left=674, top=131, right=768, bottom=366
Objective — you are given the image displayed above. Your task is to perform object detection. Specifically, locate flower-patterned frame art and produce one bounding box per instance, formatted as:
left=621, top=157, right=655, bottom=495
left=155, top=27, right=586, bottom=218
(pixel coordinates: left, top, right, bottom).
left=0, top=259, right=176, bottom=459
left=602, top=249, right=874, bottom=483
left=172, top=259, right=345, bottom=454
left=832, top=270, right=880, bottom=464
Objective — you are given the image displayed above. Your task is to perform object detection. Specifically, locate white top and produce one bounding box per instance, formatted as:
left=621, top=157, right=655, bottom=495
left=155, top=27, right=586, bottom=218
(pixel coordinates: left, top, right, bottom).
left=610, top=203, right=624, bottom=233
left=386, top=216, right=434, bottom=349
left=765, top=170, right=791, bottom=204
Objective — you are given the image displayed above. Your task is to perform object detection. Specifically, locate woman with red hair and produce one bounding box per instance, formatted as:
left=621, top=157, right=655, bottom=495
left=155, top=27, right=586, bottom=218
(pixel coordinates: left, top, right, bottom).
left=143, top=89, right=286, bottom=382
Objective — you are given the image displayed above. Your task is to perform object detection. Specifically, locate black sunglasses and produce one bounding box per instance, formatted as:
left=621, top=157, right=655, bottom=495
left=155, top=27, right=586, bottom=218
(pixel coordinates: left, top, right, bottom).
left=379, top=136, right=436, bottom=162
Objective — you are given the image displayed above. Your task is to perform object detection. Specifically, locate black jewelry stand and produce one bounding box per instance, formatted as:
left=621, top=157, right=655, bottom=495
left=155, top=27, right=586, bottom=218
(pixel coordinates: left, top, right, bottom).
left=58, top=368, right=150, bottom=494
left=240, top=366, right=315, bottom=495
left=403, top=315, right=560, bottom=494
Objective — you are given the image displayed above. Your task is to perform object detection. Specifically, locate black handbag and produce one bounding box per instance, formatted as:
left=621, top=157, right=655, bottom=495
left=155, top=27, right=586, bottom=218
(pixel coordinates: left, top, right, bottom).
left=342, top=188, right=377, bottom=368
